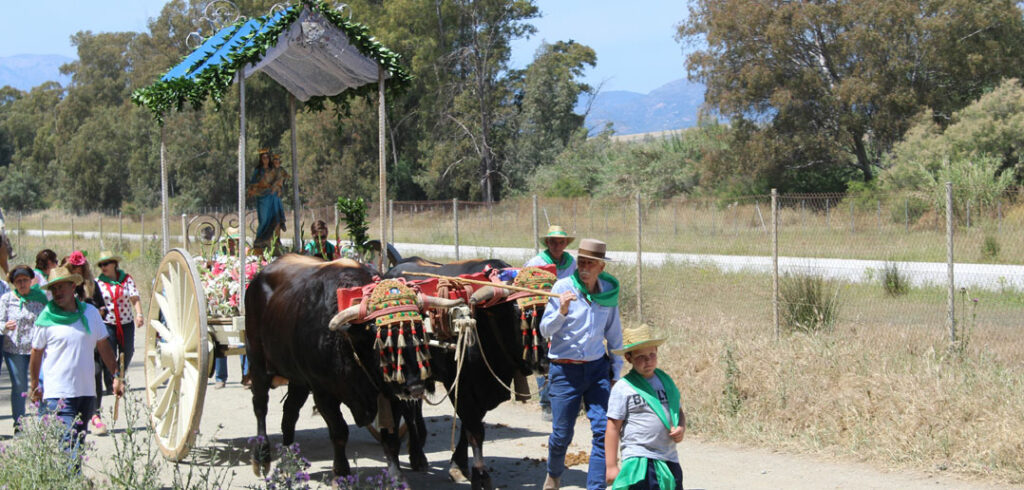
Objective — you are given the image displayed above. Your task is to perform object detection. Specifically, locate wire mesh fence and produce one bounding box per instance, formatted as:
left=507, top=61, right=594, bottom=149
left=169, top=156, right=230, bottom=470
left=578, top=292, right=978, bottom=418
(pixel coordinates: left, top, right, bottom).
left=5, top=185, right=1022, bottom=360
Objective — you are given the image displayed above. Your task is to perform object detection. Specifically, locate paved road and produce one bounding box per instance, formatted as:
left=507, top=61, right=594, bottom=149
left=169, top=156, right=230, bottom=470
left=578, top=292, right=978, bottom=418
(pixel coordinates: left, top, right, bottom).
left=17, top=230, right=1024, bottom=290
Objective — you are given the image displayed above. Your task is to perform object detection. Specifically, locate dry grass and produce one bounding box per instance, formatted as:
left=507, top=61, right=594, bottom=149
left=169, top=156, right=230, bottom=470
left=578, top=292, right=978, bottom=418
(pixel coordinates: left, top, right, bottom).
left=622, top=262, right=1024, bottom=484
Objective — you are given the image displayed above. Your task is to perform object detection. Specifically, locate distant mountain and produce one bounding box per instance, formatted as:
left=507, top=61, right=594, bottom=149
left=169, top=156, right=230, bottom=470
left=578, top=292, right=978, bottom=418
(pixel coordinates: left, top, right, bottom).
left=0, top=54, right=72, bottom=91
left=581, top=78, right=706, bottom=136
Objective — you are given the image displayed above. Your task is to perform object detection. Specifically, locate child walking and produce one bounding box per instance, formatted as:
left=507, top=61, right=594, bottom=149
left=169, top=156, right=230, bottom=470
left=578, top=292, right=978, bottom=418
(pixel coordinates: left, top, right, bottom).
left=605, top=324, right=685, bottom=489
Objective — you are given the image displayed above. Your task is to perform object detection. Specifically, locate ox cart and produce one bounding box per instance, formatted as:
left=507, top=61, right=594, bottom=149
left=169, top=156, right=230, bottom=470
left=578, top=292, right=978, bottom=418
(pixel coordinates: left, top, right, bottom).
left=134, top=0, right=410, bottom=460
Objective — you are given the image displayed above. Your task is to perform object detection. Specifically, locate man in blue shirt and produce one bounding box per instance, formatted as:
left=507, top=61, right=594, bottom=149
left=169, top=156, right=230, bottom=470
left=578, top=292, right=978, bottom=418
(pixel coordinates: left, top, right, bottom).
left=540, top=238, right=624, bottom=490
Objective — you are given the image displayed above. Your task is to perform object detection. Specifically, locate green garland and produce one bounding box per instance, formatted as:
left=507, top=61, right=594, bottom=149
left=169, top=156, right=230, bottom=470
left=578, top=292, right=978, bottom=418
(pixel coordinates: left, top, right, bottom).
left=131, top=0, right=412, bottom=123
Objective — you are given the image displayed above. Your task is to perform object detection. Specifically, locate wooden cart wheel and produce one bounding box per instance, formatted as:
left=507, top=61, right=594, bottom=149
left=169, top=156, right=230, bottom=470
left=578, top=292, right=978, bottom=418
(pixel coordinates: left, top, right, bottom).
left=145, top=248, right=211, bottom=461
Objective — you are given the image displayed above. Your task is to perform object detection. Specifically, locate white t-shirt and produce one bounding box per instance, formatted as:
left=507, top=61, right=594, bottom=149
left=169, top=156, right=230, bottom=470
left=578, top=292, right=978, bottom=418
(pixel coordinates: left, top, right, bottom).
left=32, top=304, right=107, bottom=399
left=607, top=373, right=680, bottom=463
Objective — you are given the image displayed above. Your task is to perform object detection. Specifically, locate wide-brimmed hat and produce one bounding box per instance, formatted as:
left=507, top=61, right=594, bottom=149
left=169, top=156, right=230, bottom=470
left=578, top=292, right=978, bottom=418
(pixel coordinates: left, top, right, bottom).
left=224, top=226, right=240, bottom=240
left=576, top=238, right=611, bottom=262
left=612, top=323, right=667, bottom=355
left=96, top=251, right=122, bottom=265
left=541, top=225, right=575, bottom=246
left=258, top=148, right=271, bottom=154
left=44, top=266, right=83, bottom=290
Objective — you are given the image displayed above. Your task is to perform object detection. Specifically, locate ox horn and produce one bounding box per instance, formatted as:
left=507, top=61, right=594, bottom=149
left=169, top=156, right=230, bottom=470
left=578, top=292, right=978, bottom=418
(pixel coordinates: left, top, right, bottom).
left=419, top=295, right=465, bottom=309
left=328, top=303, right=362, bottom=331
left=470, top=286, right=496, bottom=306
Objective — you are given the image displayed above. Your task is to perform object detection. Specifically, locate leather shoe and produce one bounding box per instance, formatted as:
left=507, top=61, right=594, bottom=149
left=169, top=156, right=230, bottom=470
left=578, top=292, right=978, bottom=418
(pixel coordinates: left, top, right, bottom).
left=543, top=474, right=560, bottom=490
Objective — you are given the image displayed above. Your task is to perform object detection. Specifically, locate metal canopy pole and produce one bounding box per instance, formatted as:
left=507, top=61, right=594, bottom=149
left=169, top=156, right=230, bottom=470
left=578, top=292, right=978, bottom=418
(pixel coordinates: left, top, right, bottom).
left=160, top=121, right=170, bottom=254
left=237, top=67, right=247, bottom=316
left=290, top=95, right=301, bottom=250
left=378, top=64, right=387, bottom=270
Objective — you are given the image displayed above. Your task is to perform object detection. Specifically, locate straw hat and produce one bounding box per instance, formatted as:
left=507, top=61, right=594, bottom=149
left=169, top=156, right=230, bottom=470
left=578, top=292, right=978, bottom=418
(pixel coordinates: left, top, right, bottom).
left=96, top=250, right=122, bottom=265
left=224, top=226, right=240, bottom=239
left=541, top=225, right=575, bottom=246
left=576, top=238, right=611, bottom=262
left=612, top=323, right=667, bottom=355
left=44, top=266, right=83, bottom=290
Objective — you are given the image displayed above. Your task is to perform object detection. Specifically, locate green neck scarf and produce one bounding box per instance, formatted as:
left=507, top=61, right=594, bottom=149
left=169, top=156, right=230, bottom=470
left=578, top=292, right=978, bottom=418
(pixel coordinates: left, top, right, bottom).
left=540, top=249, right=573, bottom=271
left=570, top=270, right=619, bottom=307
left=36, top=299, right=90, bottom=334
left=98, top=270, right=127, bottom=286
left=613, top=368, right=682, bottom=489
left=14, top=285, right=48, bottom=307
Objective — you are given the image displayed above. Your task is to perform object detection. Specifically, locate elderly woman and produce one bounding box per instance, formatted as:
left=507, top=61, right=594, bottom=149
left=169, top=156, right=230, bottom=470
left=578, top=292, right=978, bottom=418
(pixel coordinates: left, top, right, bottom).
left=303, top=220, right=336, bottom=260
left=90, top=251, right=143, bottom=430
left=0, top=265, right=47, bottom=430
left=33, top=249, right=58, bottom=287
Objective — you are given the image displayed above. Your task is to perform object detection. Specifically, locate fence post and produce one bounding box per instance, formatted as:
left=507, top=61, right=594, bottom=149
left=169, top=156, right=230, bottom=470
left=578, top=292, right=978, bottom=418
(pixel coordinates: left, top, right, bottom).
left=801, top=199, right=806, bottom=228
left=17, top=212, right=21, bottom=252
left=181, top=213, right=188, bottom=249
left=826, top=198, right=831, bottom=227
left=877, top=199, right=881, bottom=232
left=98, top=214, right=103, bottom=249
left=572, top=199, right=578, bottom=235
left=140, top=213, right=145, bottom=255
left=905, top=198, right=909, bottom=233
left=672, top=200, right=678, bottom=235
left=333, top=206, right=339, bottom=241
left=946, top=182, right=956, bottom=345
left=849, top=199, right=855, bottom=233
left=772, top=189, right=780, bottom=341
left=118, top=212, right=123, bottom=249
left=453, top=198, right=460, bottom=261
left=71, top=215, right=75, bottom=251
left=41, top=215, right=45, bottom=247
left=635, top=192, right=643, bottom=323
left=532, top=195, right=539, bottom=255
left=389, top=199, right=394, bottom=244
left=966, top=200, right=971, bottom=229
left=995, top=202, right=1003, bottom=235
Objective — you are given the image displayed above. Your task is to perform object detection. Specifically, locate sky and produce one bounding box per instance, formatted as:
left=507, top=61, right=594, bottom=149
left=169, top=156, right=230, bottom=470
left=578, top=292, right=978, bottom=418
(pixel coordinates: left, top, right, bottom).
left=0, top=0, right=690, bottom=95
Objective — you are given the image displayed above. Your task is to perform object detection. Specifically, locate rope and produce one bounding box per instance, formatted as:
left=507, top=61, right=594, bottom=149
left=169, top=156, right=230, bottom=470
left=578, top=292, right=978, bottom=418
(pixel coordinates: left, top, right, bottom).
left=420, top=320, right=474, bottom=452
left=474, top=328, right=546, bottom=399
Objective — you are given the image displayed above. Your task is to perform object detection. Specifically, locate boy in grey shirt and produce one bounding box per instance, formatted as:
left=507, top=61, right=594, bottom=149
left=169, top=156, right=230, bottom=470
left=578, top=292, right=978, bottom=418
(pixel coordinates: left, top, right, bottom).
left=606, top=324, right=684, bottom=489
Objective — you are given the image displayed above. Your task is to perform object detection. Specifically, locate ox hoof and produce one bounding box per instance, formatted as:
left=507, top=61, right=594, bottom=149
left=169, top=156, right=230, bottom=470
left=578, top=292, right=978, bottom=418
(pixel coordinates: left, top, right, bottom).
left=410, top=452, right=429, bottom=472
left=448, top=462, right=470, bottom=483
left=470, top=466, right=493, bottom=490
left=252, top=460, right=271, bottom=477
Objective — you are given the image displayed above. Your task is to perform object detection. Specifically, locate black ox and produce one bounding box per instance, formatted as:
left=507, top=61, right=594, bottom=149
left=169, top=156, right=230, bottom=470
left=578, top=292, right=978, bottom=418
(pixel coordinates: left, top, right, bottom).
left=245, top=255, right=460, bottom=479
left=385, top=257, right=551, bottom=490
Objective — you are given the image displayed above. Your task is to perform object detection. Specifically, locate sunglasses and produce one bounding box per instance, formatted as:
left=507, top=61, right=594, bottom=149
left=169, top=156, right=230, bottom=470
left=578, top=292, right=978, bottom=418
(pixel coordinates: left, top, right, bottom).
left=314, top=234, right=328, bottom=240
left=98, top=261, right=116, bottom=267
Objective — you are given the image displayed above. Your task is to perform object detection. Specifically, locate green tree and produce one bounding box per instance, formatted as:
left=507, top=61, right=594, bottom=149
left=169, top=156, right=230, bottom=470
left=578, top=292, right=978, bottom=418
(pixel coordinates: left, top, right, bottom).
left=679, top=0, right=1024, bottom=187
left=507, top=40, right=596, bottom=192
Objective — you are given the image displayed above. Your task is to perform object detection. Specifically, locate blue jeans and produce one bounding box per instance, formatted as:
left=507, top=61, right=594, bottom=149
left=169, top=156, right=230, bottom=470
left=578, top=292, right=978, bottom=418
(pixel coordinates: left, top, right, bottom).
left=5, top=352, right=30, bottom=426
left=98, top=322, right=134, bottom=410
left=537, top=374, right=550, bottom=408
left=547, top=356, right=611, bottom=489
left=42, top=396, right=96, bottom=472
left=214, top=355, right=249, bottom=382
left=627, top=459, right=683, bottom=490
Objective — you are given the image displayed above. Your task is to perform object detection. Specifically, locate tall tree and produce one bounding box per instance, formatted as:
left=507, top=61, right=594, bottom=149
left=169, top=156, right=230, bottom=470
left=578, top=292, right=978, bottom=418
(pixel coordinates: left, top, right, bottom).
left=679, top=0, right=1024, bottom=185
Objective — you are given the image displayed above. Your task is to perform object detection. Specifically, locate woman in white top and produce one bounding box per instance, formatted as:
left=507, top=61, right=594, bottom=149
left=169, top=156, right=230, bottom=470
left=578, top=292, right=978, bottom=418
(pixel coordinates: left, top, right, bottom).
left=0, top=265, right=47, bottom=429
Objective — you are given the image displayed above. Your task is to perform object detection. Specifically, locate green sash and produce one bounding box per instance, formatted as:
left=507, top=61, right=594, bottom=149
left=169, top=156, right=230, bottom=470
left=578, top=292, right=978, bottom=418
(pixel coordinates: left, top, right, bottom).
left=540, top=250, right=573, bottom=271
left=570, top=271, right=619, bottom=307
left=36, top=300, right=90, bottom=334
left=613, top=369, right=682, bottom=489
left=97, top=270, right=127, bottom=286
left=613, top=457, right=675, bottom=490
left=14, top=285, right=48, bottom=307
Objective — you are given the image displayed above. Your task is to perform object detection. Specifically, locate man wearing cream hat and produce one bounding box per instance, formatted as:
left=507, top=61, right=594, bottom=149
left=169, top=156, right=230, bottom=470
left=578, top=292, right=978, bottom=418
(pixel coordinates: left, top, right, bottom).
left=525, top=225, right=578, bottom=420
left=29, top=266, right=124, bottom=463
left=539, top=238, right=624, bottom=490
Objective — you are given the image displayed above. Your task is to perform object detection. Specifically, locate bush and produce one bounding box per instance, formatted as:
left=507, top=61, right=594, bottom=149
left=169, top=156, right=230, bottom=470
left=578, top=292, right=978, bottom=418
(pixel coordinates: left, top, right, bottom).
left=981, top=234, right=1001, bottom=261
left=779, top=273, right=840, bottom=333
left=882, top=262, right=910, bottom=296
left=0, top=404, right=90, bottom=488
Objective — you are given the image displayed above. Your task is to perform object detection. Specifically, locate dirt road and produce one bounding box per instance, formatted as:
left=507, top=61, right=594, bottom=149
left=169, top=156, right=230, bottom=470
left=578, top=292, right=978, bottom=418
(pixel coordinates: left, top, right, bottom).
left=0, top=356, right=1012, bottom=489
